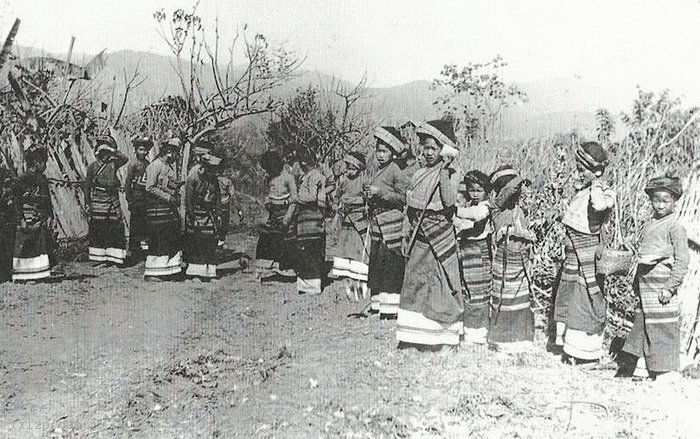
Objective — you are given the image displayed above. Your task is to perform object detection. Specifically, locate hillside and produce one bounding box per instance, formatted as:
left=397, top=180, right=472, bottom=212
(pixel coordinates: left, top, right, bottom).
left=8, top=47, right=634, bottom=137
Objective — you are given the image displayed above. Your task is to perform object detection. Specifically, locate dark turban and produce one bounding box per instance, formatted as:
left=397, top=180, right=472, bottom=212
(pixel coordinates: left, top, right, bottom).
left=575, top=141, right=609, bottom=173
left=645, top=175, right=683, bottom=199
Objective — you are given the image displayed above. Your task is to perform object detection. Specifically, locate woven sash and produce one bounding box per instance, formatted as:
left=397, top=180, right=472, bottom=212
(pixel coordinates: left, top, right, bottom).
left=344, top=205, right=368, bottom=237
left=187, top=206, right=217, bottom=235
left=296, top=207, right=324, bottom=242
left=90, top=186, right=121, bottom=221
left=417, top=212, right=458, bottom=267
left=371, top=208, right=404, bottom=252
left=20, top=186, right=46, bottom=226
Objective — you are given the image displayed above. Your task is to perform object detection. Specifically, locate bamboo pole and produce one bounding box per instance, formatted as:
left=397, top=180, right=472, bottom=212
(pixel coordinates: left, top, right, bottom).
left=60, top=36, right=75, bottom=98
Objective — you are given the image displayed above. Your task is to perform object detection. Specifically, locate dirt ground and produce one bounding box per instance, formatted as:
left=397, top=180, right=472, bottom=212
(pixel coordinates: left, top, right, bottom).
left=1, top=233, right=700, bottom=438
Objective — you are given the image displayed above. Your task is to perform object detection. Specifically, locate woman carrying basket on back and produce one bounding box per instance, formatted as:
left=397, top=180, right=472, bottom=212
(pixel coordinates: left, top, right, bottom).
left=553, top=141, right=615, bottom=363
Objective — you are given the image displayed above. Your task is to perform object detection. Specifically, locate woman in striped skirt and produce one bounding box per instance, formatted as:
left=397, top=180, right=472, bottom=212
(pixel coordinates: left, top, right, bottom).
left=12, top=148, right=53, bottom=282
left=454, top=170, right=492, bottom=344
left=255, top=151, right=297, bottom=281
left=331, top=152, right=370, bottom=301
left=124, top=136, right=153, bottom=261
left=292, top=153, right=326, bottom=295
left=143, top=139, right=184, bottom=280
left=554, top=142, right=615, bottom=362
left=623, top=176, right=689, bottom=380
left=184, top=154, right=222, bottom=280
left=396, top=119, right=463, bottom=348
left=488, top=165, right=536, bottom=352
left=84, top=136, right=129, bottom=266
left=367, top=126, right=408, bottom=316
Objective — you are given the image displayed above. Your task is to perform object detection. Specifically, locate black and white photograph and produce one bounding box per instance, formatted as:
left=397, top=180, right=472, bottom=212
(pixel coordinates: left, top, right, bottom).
left=1, top=0, right=700, bottom=437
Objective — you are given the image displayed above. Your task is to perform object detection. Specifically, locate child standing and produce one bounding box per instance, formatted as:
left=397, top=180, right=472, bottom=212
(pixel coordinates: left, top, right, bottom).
left=12, top=148, right=53, bottom=281
left=367, top=126, right=409, bottom=316
left=555, top=142, right=615, bottom=362
left=84, top=136, right=129, bottom=266
left=331, top=152, right=370, bottom=301
left=124, top=135, right=153, bottom=260
left=623, top=176, right=689, bottom=379
left=488, top=165, right=536, bottom=351
left=292, top=152, right=326, bottom=295
left=396, top=120, right=463, bottom=348
left=454, top=170, right=492, bottom=344
left=255, top=151, right=297, bottom=280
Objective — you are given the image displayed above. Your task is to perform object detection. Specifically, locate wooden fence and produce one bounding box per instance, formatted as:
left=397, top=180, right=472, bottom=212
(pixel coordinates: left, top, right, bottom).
left=0, top=127, right=148, bottom=242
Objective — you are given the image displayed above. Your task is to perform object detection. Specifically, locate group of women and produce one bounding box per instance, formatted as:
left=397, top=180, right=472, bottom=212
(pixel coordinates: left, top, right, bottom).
left=0, top=119, right=690, bottom=380
left=256, top=119, right=691, bottom=379
left=1, top=135, right=235, bottom=284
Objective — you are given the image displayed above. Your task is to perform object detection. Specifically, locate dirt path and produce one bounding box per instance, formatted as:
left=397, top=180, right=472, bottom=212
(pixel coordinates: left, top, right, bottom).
left=1, top=233, right=699, bottom=438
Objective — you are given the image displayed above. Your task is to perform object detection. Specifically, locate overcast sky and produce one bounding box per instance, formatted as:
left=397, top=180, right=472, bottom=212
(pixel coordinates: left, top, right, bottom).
left=3, top=0, right=700, bottom=103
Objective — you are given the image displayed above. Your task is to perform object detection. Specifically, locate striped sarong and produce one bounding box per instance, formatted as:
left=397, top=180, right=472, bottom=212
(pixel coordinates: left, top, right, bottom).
left=332, top=205, right=369, bottom=282
left=397, top=230, right=463, bottom=345
left=145, top=218, right=182, bottom=278
left=186, top=207, right=217, bottom=236
left=256, top=203, right=294, bottom=269
left=555, top=228, right=601, bottom=324
left=295, top=206, right=325, bottom=294
left=489, top=241, right=534, bottom=344
left=145, top=188, right=181, bottom=278
left=296, top=206, right=325, bottom=242
left=623, top=261, right=680, bottom=372
left=13, top=227, right=51, bottom=281
left=147, top=200, right=178, bottom=226
left=184, top=205, right=218, bottom=279
left=459, top=237, right=492, bottom=330
left=415, top=211, right=460, bottom=290
left=370, top=208, right=404, bottom=253
left=90, top=185, right=122, bottom=222
left=346, top=207, right=369, bottom=240
left=559, top=228, right=606, bottom=360
left=397, top=208, right=463, bottom=345
left=88, top=220, right=126, bottom=264
left=88, top=183, right=126, bottom=264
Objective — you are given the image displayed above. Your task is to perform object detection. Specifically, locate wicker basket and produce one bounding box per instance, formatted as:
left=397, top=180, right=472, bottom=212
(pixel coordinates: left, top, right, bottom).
left=596, top=247, right=635, bottom=276
left=596, top=193, right=636, bottom=276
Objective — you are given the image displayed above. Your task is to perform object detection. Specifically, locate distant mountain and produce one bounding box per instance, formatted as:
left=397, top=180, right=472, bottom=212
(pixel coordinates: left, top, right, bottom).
left=9, top=47, right=634, bottom=137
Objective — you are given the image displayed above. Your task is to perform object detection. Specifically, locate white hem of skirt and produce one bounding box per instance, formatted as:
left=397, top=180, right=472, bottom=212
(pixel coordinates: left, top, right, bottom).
left=144, top=251, right=182, bottom=277
left=463, top=327, right=488, bottom=344
left=297, top=277, right=321, bottom=294
left=12, top=255, right=51, bottom=281
left=396, top=309, right=462, bottom=346
left=89, top=247, right=126, bottom=264
left=378, top=292, right=400, bottom=316
left=563, top=328, right=603, bottom=360
left=186, top=263, right=217, bottom=278
left=331, top=257, right=368, bottom=281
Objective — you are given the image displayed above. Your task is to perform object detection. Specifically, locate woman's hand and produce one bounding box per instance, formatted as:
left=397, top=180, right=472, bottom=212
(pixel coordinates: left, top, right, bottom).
left=365, top=185, right=380, bottom=198
left=658, top=289, right=672, bottom=305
